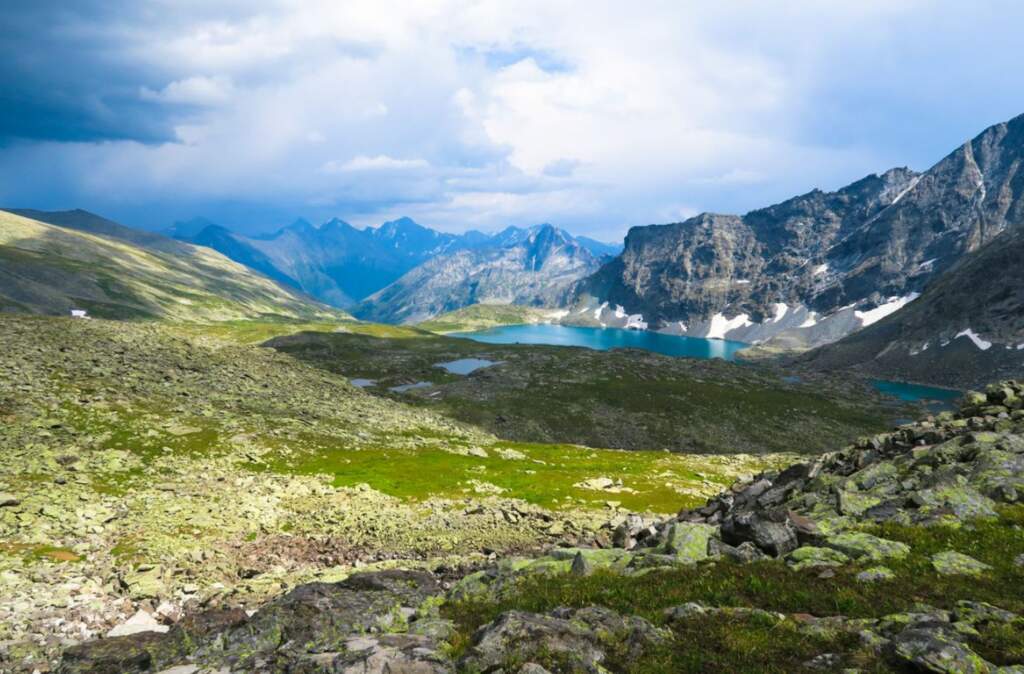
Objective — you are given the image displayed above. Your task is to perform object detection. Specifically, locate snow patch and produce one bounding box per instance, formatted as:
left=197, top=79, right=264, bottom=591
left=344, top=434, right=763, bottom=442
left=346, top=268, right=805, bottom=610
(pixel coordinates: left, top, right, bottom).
left=798, top=312, right=819, bottom=328
left=734, top=279, right=751, bottom=285
left=624, top=314, right=648, bottom=330
left=545, top=309, right=569, bottom=320
left=855, top=293, right=920, bottom=327
left=593, top=301, right=609, bottom=320
left=890, top=176, right=922, bottom=205
left=917, top=258, right=938, bottom=270
left=771, top=303, right=789, bottom=323
left=813, top=264, right=829, bottom=276
left=956, top=329, right=992, bottom=351
left=614, top=304, right=626, bottom=319
left=706, top=313, right=753, bottom=339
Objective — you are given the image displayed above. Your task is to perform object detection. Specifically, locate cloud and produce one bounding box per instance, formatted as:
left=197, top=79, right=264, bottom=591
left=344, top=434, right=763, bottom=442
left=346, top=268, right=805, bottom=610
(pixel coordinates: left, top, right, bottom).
left=140, top=76, right=235, bottom=106
left=323, top=155, right=431, bottom=173
left=1, top=1, right=1024, bottom=241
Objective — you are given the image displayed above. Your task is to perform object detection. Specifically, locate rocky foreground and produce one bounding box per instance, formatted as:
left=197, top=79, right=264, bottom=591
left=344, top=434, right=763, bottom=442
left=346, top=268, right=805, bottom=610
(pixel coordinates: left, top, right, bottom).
left=51, top=382, right=1024, bottom=673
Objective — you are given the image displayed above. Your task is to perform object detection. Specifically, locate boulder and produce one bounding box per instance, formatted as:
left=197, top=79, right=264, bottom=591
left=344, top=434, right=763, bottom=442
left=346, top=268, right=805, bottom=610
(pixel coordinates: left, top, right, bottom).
left=459, top=606, right=668, bottom=674
left=786, top=546, right=849, bottom=571
left=660, top=522, right=716, bottom=562
left=216, top=570, right=442, bottom=667
left=720, top=511, right=798, bottom=556
left=106, top=609, right=169, bottom=638
left=856, top=566, right=895, bottom=583
left=58, top=632, right=182, bottom=674
left=824, top=532, right=910, bottom=563
left=891, top=627, right=991, bottom=673
left=931, top=551, right=993, bottom=577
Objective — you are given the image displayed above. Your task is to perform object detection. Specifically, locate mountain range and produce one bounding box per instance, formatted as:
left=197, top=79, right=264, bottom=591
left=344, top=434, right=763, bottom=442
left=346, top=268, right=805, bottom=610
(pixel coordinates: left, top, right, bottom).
left=171, top=217, right=619, bottom=314
left=571, top=112, right=1024, bottom=384
left=354, top=223, right=605, bottom=324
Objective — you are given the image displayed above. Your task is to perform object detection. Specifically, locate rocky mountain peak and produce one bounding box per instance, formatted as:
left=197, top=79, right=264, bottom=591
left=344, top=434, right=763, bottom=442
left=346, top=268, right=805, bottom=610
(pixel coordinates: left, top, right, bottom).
left=575, top=112, right=1024, bottom=349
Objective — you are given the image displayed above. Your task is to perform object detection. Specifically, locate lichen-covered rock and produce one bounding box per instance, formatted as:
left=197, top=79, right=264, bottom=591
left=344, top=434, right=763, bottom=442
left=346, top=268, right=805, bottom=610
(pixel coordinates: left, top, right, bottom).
left=953, top=601, right=1018, bottom=625
left=787, top=546, right=850, bottom=571
left=458, top=606, right=668, bottom=674
left=856, top=566, right=895, bottom=583
left=931, top=551, right=993, bottom=577
left=824, top=532, right=910, bottom=563
left=660, top=522, right=716, bottom=562
left=890, top=627, right=992, bottom=673
left=548, top=547, right=633, bottom=569
left=214, top=570, right=442, bottom=668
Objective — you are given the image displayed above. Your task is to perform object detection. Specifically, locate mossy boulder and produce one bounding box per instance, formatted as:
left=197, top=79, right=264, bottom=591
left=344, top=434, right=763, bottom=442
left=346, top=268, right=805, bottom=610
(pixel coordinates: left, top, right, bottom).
left=660, top=522, right=717, bottom=563
left=786, top=546, right=850, bottom=571
left=457, top=606, right=668, bottom=673
left=931, top=551, right=993, bottom=577
left=856, top=566, right=895, bottom=583
left=890, top=627, right=991, bottom=674
left=824, top=532, right=910, bottom=563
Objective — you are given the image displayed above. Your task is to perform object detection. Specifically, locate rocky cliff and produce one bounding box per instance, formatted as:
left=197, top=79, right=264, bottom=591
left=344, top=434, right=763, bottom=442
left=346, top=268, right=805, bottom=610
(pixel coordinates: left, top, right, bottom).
left=576, top=113, right=1024, bottom=350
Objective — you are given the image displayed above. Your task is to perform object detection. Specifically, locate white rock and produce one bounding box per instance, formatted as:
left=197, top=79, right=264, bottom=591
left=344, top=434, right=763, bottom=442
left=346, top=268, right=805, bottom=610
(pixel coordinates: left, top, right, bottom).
left=106, top=609, right=169, bottom=637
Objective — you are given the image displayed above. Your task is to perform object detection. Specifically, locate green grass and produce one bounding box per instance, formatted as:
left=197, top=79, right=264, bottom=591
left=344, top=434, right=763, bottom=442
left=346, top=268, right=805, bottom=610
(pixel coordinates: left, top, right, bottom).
left=254, top=438, right=785, bottom=513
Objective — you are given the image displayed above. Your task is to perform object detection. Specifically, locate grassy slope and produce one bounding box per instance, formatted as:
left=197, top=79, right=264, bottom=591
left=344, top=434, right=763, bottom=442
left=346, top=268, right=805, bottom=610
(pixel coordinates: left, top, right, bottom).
left=0, top=210, right=348, bottom=322
left=266, top=330, right=907, bottom=454
left=0, top=316, right=782, bottom=575
left=417, top=303, right=563, bottom=334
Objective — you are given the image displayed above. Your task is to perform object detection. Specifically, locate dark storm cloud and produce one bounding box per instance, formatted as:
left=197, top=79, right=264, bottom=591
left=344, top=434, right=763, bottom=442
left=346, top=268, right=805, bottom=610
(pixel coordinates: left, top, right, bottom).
left=0, top=1, right=168, bottom=143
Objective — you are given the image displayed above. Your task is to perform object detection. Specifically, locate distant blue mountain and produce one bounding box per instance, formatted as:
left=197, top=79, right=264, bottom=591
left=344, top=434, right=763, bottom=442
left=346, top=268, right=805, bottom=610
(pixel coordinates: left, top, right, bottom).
left=172, top=216, right=619, bottom=309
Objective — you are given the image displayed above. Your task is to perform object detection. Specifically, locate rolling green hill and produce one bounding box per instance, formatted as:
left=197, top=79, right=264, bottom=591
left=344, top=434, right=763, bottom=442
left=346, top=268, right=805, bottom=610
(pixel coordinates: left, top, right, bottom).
left=0, top=209, right=348, bottom=322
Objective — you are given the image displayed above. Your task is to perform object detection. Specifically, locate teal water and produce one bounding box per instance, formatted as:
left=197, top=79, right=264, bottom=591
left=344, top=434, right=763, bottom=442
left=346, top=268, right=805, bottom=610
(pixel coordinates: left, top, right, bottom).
left=870, top=379, right=962, bottom=405
left=451, top=324, right=962, bottom=404
left=451, top=324, right=747, bottom=360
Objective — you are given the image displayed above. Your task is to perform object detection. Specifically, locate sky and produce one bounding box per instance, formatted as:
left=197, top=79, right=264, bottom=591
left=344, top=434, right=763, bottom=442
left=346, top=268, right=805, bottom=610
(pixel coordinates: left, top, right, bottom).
left=2, top=1, right=1024, bottom=242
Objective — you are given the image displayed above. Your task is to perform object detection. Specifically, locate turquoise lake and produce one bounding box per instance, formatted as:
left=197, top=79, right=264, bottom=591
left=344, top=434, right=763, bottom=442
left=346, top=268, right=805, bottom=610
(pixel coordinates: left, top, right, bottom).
left=451, top=323, right=748, bottom=360
left=451, top=323, right=961, bottom=404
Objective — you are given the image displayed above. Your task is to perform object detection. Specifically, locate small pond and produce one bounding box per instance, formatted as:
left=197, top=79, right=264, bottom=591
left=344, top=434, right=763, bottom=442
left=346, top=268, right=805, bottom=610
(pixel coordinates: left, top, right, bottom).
left=434, top=358, right=501, bottom=375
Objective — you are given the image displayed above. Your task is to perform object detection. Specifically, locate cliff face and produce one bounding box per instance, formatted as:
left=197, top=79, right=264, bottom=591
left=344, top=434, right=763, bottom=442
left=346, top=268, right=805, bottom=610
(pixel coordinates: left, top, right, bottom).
left=577, top=113, right=1024, bottom=348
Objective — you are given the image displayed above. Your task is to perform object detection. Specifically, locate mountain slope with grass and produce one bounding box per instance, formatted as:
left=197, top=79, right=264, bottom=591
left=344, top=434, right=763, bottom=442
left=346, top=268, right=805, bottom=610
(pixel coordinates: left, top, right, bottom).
left=0, top=315, right=788, bottom=672
left=0, top=209, right=346, bottom=321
